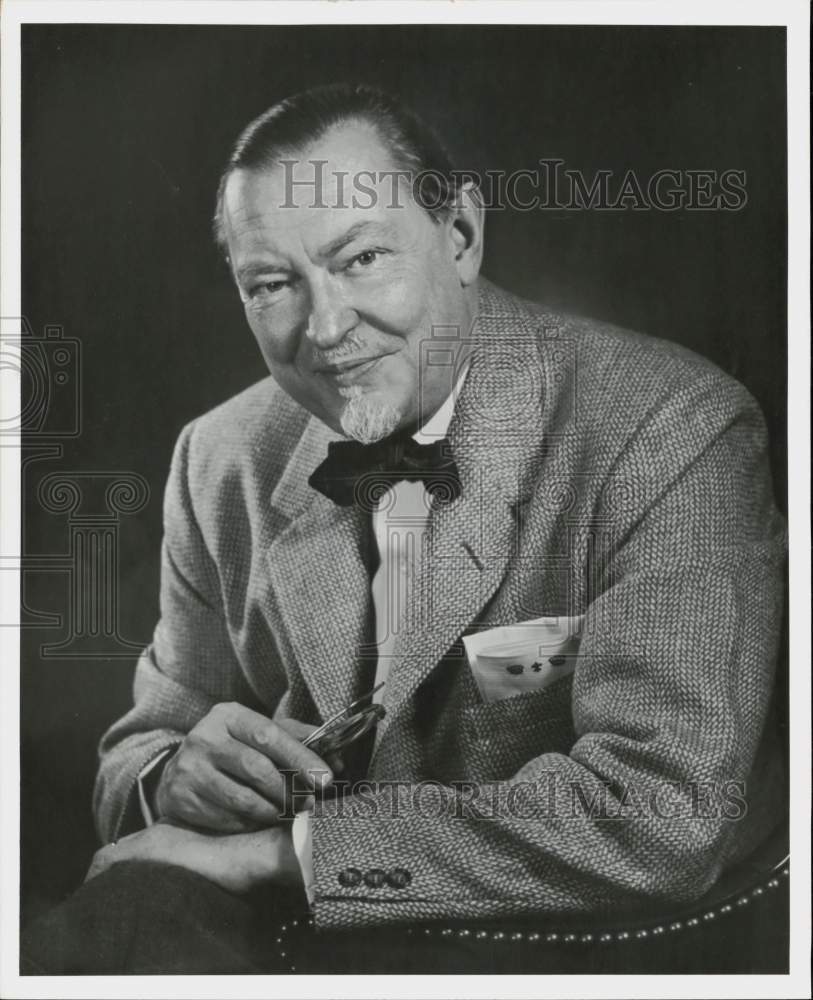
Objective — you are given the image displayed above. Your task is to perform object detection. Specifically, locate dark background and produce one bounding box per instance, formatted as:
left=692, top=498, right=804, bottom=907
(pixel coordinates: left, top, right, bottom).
left=20, top=24, right=787, bottom=921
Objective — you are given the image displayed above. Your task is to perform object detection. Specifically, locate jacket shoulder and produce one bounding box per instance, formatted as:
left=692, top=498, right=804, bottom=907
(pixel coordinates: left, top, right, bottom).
left=491, top=281, right=761, bottom=420
left=178, top=377, right=310, bottom=520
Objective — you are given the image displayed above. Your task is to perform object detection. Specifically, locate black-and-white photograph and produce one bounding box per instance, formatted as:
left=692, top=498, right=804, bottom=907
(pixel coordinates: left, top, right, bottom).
left=1, top=3, right=809, bottom=993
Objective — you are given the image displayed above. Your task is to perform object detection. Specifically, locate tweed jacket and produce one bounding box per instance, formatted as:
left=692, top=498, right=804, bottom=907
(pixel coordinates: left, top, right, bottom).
left=94, top=278, right=786, bottom=930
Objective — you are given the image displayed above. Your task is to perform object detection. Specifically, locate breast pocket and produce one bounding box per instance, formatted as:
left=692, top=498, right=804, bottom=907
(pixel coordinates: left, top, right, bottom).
left=461, top=674, right=577, bottom=781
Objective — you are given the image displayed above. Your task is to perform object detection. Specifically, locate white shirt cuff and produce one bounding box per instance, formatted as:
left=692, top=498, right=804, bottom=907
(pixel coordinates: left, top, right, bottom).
left=292, top=810, right=314, bottom=905
left=136, top=748, right=174, bottom=826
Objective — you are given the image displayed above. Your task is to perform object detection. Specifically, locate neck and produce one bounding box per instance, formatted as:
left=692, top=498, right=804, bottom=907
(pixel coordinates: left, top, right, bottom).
left=412, top=283, right=478, bottom=430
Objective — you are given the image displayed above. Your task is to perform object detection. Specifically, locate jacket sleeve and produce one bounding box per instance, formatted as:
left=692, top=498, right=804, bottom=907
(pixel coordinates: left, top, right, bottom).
left=93, top=421, right=256, bottom=842
left=307, top=374, right=787, bottom=929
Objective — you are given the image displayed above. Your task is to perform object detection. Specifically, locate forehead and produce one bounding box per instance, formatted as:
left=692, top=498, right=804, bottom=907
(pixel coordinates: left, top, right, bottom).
left=222, top=121, right=429, bottom=259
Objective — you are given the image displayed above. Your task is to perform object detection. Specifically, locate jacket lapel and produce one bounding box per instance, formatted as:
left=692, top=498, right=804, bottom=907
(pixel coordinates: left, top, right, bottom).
left=265, top=418, right=374, bottom=723
left=376, top=282, right=560, bottom=736
left=376, top=468, right=522, bottom=737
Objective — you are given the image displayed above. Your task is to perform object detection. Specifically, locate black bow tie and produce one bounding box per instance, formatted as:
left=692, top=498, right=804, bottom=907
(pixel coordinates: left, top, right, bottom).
left=308, top=434, right=461, bottom=508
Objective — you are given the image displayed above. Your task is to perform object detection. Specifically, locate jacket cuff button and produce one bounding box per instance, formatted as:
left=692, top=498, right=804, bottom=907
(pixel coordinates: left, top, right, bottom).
left=363, top=868, right=388, bottom=888
left=386, top=867, right=412, bottom=889
left=337, top=866, right=363, bottom=887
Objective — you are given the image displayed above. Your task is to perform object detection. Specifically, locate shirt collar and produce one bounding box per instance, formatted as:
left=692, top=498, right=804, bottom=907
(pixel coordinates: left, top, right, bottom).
left=412, top=361, right=470, bottom=445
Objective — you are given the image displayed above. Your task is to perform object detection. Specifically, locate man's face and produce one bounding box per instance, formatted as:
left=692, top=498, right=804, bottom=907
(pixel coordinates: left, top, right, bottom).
left=221, top=122, right=475, bottom=441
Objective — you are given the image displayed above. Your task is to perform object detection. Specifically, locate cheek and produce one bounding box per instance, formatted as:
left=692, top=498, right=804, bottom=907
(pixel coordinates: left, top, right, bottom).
left=366, top=259, right=440, bottom=334
left=381, top=260, right=461, bottom=348
left=245, top=307, right=335, bottom=416
left=245, top=306, right=299, bottom=365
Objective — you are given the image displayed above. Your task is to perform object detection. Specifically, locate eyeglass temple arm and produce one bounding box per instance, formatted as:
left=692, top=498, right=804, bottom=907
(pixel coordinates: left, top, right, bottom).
left=301, top=681, right=385, bottom=748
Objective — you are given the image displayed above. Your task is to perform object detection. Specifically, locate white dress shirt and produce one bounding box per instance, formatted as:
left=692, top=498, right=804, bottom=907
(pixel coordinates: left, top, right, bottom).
left=369, top=381, right=464, bottom=697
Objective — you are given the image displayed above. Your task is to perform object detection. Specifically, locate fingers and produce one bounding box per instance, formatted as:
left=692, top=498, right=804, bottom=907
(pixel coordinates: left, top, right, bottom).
left=213, top=738, right=288, bottom=805
left=162, top=761, right=283, bottom=832
left=275, top=717, right=318, bottom=741
left=156, top=704, right=332, bottom=833
left=275, top=718, right=343, bottom=775
left=198, top=768, right=283, bottom=827
left=220, top=704, right=334, bottom=792
left=85, top=846, right=114, bottom=882
left=85, top=827, right=159, bottom=881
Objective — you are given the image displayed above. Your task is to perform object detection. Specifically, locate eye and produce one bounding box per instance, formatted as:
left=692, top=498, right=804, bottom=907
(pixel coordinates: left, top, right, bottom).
left=247, top=279, right=289, bottom=302
left=347, top=249, right=382, bottom=270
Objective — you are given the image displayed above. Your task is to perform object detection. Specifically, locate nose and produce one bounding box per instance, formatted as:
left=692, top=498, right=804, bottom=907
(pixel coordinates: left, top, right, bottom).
left=305, top=274, right=358, bottom=349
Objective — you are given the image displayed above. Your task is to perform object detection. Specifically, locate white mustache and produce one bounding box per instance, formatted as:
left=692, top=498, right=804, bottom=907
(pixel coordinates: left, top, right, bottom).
left=313, top=331, right=371, bottom=366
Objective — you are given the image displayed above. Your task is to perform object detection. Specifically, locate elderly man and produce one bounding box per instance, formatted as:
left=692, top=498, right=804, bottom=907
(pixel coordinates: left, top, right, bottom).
left=22, top=84, right=786, bottom=974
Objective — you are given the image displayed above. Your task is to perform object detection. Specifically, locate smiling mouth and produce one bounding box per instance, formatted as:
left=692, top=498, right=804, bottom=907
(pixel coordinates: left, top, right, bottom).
left=316, top=356, right=386, bottom=384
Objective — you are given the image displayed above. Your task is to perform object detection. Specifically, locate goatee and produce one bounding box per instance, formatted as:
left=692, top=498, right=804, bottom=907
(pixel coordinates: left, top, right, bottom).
left=339, top=386, right=402, bottom=443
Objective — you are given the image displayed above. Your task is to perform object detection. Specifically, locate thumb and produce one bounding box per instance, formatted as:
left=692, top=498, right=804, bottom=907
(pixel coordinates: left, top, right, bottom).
left=275, top=717, right=338, bottom=789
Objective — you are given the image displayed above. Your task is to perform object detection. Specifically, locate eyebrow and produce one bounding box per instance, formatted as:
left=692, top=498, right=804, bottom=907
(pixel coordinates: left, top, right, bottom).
left=235, top=261, right=288, bottom=284
left=318, top=220, right=394, bottom=259
left=234, top=220, right=395, bottom=284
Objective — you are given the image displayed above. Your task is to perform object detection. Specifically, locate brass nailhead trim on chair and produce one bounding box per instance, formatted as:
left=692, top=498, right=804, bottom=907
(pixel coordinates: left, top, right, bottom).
left=273, top=866, right=789, bottom=972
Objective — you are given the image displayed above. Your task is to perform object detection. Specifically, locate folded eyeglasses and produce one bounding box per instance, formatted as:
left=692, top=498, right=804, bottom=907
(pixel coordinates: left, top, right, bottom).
left=302, top=682, right=386, bottom=757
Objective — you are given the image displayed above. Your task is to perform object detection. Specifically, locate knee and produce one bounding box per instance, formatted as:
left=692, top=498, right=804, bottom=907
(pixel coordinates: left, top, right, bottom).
left=88, top=858, right=230, bottom=907
left=21, top=860, right=242, bottom=975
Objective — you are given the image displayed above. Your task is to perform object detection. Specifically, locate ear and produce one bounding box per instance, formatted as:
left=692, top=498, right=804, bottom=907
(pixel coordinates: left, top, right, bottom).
left=447, top=183, right=485, bottom=287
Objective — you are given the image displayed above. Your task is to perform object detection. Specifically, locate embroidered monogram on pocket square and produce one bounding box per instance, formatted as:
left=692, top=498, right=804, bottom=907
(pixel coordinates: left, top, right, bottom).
left=462, top=615, right=584, bottom=703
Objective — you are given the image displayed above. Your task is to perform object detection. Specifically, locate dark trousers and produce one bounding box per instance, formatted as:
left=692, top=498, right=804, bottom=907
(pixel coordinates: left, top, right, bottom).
left=21, top=861, right=308, bottom=974
left=21, top=860, right=789, bottom=975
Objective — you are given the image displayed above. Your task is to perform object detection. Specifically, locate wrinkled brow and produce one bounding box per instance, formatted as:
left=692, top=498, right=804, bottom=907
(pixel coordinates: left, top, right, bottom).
left=317, top=220, right=396, bottom=259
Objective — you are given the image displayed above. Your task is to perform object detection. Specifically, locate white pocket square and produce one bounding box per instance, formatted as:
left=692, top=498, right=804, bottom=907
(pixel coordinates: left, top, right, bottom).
left=462, top=615, right=585, bottom=703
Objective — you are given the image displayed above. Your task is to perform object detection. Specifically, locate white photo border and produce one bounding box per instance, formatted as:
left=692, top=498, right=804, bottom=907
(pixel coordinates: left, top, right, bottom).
left=1, top=2, right=809, bottom=998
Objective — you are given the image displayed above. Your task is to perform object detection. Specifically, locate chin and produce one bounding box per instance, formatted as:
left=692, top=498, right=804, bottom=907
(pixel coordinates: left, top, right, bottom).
left=338, top=386, right=405, bottom=443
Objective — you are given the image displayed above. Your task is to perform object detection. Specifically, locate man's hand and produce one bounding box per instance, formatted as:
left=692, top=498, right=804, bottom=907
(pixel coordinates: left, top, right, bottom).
left=86, top=821, right=302, bottom=896
left=155, top=702, right=333, bottom=832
